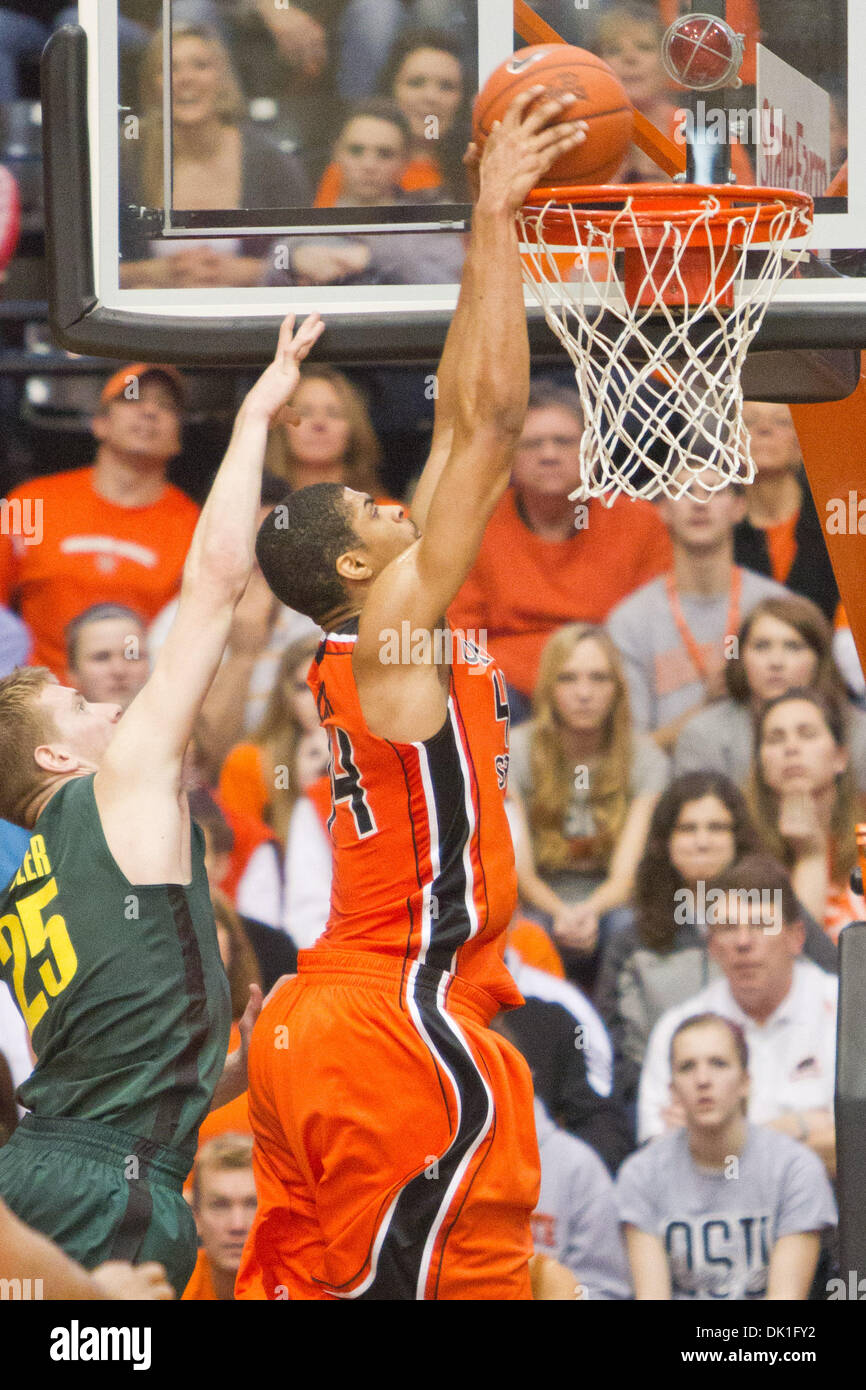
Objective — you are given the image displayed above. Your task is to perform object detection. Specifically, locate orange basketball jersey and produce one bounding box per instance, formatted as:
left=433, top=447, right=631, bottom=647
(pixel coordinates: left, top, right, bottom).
left=307, top=618, right=522, bottom=1009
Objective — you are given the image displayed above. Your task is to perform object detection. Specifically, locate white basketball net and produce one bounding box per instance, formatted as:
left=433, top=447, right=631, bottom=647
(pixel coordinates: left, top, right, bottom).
left=517, top=192, right=812, bottom=503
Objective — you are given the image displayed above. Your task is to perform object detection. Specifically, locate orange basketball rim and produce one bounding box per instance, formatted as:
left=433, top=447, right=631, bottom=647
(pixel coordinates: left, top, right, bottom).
left=520, top=182, right=813, bottom=310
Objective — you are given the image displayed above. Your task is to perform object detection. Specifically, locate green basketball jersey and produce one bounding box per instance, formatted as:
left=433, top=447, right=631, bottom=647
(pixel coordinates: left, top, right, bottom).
left=0, top=774, right=231, bottom=1160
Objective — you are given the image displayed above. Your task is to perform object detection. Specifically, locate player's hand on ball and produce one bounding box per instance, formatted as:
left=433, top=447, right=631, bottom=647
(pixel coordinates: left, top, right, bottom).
left=477, top=87, right=588, bottom=214
left=244, top=312, right=325, bottom=426
left=91, top=1261, right=175, bottom=1300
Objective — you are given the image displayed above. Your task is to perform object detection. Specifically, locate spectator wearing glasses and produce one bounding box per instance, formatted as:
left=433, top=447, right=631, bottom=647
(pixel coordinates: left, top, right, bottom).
left=595, top=774, right=836, bottom=1108
left=637, top=854, right=838, bottom=1175
left=449, top=383, right=672, bottom=721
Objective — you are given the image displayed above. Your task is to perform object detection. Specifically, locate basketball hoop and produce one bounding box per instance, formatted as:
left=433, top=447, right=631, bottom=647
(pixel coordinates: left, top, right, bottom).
left=518, top=184, right=813, bottom=503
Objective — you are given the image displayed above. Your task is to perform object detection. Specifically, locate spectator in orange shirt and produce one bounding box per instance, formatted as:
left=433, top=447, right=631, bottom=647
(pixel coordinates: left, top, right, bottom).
left=0, top=363, right=198, bottom=679
left=64, top=603, right=149, bottom=711
left=315, top=28, right=470, bottom=205
left=448, top=383, right=673, bottom=719
left=183, top=1134, right=258, bottom=1301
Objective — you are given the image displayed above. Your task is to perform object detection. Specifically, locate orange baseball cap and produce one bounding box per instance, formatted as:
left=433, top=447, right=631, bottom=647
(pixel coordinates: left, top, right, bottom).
left=100, top=362, right=186, bottom=410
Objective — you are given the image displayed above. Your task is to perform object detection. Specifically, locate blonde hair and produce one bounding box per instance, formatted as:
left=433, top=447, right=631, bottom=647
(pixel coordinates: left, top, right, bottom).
left=137, top=24, right=246, bottom=209
left=595, top=4, right=665, bottom=52
left=263, top=366, right=383, bottom=497
left=191, top=1132, right=254, bottom=1208
left=0, top=667, right=58, bottom=826
left=252, top=633, right=323, bottom=845
left=528, top=625, right=633, bottom=872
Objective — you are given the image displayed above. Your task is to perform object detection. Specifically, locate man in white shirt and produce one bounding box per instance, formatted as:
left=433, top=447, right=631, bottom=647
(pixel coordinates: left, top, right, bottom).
left=638, top=854, right=837, bottom=1172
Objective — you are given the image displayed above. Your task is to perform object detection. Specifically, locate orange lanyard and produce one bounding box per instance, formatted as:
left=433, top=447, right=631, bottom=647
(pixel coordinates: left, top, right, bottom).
left=665, top=568, right=743, bottom=685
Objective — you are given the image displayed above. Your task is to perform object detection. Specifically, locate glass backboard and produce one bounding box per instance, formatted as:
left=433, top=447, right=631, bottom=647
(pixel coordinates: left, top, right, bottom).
left=42, top=0, right=866, bottom=367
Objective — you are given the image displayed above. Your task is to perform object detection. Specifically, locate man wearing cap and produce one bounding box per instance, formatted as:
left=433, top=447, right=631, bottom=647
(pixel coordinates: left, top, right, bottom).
left=0, top=364, right=198, bottom=680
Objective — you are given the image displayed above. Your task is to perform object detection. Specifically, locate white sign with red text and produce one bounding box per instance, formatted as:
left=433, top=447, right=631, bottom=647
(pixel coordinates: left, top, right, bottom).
left=756, top=45, right=831, bottom=196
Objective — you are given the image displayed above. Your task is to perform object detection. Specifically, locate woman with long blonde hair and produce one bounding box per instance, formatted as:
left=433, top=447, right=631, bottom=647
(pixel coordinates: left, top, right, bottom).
left=263, top=365, right=382, bottom=497
left=508, top=623, right=670, bottom=993
left=120, top=23, right=310, bottom=288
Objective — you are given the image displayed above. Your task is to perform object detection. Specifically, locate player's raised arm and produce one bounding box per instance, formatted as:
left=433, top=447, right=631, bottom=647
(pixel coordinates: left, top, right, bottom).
left=360, top=93, right=587, bottom=643
left=408, top=146, right=482, bottom=533
left=97, top=313, right=324, bottom=791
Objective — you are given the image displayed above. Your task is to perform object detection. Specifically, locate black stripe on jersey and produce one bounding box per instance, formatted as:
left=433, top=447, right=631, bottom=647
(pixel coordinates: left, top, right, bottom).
left=106, top=1138, right=156, bottom=1264
left=447, top=686, right=492, bottom=941
left=350, top=968, right=492, bottom=1300
left=422, top=713, right=476, bottom=973
left=428, top=1045, right=498, bottom=1302
left=383, top=742, right=455, bottom=1119
left=149, top=886, right=211, bottom=1150
left=386, top=739, right=426, bottom=972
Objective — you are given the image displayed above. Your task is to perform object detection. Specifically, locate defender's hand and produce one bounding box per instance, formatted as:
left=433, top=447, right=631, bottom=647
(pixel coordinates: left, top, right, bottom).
left=238, top=983, right=264, bottom=1061
left=477, top=87, right=588, bottom=216
left=244, top=312, right=325, bottom=426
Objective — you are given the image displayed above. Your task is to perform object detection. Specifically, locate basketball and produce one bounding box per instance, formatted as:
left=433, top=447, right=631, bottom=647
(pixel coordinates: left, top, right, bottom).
left=472, top=44, right=633, bottom=187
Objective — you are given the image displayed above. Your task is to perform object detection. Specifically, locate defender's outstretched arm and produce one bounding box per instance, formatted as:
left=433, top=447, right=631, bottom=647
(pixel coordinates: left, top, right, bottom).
left=96, top=313, right=324, bottom=795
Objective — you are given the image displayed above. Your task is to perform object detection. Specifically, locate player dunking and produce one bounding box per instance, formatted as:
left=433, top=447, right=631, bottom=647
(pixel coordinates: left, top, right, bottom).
left=0, top=312, right=325, bottom=1295
left=236, top=92, right=589, bottom=1301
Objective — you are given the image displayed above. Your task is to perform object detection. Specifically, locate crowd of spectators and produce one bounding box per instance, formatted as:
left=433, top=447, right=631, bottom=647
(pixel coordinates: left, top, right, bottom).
left=0, top=0, right=859, bottom=1303
left=1, top=344, right=859, bottom=1299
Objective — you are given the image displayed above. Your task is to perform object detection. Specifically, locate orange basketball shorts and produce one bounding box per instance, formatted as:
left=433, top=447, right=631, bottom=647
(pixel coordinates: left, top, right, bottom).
left=235, top=949, right=540, bottom=1301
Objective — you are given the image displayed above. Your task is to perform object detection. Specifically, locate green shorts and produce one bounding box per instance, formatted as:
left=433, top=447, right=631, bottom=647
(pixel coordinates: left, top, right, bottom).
left=0, top=1114, right=197, bottom=1296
